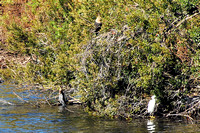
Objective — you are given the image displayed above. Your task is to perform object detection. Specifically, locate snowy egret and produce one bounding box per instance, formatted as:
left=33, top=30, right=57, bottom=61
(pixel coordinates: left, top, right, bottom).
left=147, top=95, right=156, bottom=117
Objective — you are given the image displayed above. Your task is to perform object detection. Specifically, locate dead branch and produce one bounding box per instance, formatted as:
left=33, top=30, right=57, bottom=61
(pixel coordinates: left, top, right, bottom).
left=64, top=107, right=74, bottom=113
left=13, top=91, right=29, bottom=103
left=175, top=12, right=200, bottom=28
left=166, top=113, right=194, bottom=124
left=44, top=95, right=52, bottom=107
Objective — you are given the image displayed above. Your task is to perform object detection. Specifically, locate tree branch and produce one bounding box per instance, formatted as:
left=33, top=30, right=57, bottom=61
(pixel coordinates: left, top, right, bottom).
left=175, top=12, right=200, bottom=28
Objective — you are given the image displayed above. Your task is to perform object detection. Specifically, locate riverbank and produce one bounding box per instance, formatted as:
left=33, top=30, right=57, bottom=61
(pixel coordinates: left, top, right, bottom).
left=1, top=79, right=199, bottom=123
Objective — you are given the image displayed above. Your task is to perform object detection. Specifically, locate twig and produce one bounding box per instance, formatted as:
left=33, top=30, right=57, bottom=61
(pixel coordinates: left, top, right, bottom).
left=13, top=91, right=29, bottom=103
left=163, top=12, right=200, bottom=43
left=64, top=107, right=74, bottom=113
left=183, top=100, right=200, bottom=113
left=175, top=12, right=200, bottom=28
left=78, top=14, right=92, bottom=24
left=44, top=96, right=52, bottom=107
left=68, top=99, right=82, bottom=104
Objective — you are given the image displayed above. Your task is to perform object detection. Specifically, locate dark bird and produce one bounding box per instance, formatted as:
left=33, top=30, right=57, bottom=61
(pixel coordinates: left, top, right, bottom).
left=58, top=88, right=67, bottom=107
left=94, top=15, right=102, bottom=35
left=0, top=78, right=4, bottom=83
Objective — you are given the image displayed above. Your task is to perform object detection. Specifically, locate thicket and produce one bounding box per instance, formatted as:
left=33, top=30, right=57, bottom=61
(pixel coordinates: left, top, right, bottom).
left=0, top=0, right=200, bottom=119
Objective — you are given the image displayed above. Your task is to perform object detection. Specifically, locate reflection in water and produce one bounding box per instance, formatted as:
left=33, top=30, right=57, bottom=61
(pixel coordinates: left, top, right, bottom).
left=147, top=119, right=155, bottom=133
left=0, top=98, right=15, bottom=105
left=58, top=106, right=65, bottom=112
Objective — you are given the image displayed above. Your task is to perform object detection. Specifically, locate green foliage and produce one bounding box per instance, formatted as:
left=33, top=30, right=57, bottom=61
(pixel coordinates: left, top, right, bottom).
left=7, top=24, right=37, bottom=55
left=1, top=0, right=200, bottom=118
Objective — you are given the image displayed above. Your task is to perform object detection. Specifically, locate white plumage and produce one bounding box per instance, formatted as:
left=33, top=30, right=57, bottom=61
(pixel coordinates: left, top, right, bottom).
left=147, top=95, right=156, bottom=115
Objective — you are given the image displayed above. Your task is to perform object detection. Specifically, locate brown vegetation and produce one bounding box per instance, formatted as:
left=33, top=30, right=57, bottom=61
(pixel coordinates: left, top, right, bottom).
left=0, top=48, right=30, bottom=69
left=0, top=0, right=32, bottom=70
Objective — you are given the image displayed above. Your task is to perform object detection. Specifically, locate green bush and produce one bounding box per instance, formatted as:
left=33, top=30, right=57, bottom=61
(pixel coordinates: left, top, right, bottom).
left=1, top=0, right=200, bottom=118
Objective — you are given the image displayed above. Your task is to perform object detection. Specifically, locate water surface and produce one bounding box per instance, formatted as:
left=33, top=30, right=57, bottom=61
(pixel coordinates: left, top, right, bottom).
left=0, top=82, right=199, bottom=132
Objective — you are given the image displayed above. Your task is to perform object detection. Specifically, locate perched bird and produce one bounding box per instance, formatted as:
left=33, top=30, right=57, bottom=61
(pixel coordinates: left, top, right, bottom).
left=147, top=95, right=156, bottom=118
left=94, top=15, right=102, bottom=35
left=58, top=88, right=67, bottom=107
left=0, top=78, right=4, bottom=83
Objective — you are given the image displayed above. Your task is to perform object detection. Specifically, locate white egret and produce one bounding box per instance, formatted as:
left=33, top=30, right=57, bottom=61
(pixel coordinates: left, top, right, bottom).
left=147, top=95, right=156, bottom=117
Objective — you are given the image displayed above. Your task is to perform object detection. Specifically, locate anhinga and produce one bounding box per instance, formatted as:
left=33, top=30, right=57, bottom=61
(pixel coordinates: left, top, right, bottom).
left=94, top=15, right=102, bottom=35
left=58, top=88, right=67, bottom=107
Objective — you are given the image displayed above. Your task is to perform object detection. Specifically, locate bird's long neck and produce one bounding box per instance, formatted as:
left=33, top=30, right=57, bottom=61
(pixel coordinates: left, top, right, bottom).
left=61, top=91, right=65, bottom=100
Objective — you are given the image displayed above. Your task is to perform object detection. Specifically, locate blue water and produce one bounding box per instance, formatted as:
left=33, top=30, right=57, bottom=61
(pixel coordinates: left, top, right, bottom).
left=0, top=82, right=199, bottom=132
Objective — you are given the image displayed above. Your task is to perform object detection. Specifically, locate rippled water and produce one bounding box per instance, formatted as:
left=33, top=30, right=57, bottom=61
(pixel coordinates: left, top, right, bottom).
left=0, top=82, right=199, bottom=132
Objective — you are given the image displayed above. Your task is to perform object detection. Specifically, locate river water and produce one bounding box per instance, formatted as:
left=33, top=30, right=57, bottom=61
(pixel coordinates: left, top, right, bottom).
left=0, top=82, right=199, bottom=132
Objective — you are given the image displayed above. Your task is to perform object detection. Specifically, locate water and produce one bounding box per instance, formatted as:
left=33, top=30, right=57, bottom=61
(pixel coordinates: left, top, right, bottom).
left=0, top=82, right=199, bottom=132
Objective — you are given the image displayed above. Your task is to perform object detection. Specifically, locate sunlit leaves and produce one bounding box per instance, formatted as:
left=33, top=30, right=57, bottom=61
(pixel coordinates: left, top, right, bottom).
left=1, top=0, right=200, bottom=118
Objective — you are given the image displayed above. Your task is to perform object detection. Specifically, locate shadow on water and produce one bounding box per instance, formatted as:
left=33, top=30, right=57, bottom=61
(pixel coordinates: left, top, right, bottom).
left=0, top=82, right=200, bottom=132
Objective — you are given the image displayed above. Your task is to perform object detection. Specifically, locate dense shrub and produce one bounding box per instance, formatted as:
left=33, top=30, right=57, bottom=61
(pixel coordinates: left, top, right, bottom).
left=1, top=0, right=199, bottom=118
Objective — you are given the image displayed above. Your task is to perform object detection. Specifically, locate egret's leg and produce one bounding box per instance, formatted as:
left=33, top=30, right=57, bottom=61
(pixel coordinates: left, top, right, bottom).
left=150, top=115, right=155, bottom=119
left=149, top=113, right=155, bottom=119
